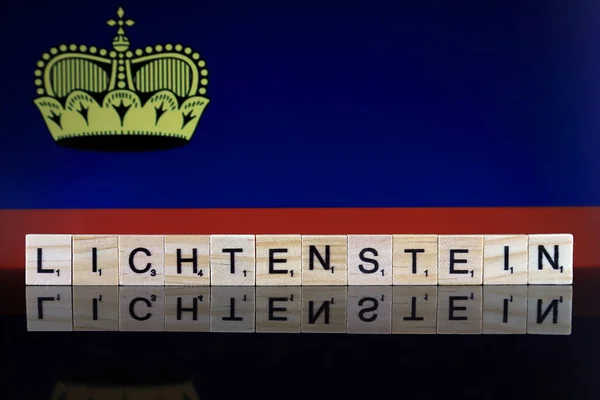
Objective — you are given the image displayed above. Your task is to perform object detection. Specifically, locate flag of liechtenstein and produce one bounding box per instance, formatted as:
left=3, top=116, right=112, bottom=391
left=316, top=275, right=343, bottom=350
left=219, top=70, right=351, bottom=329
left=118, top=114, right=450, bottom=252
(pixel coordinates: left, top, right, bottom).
left=0, top=0, right=599, bottom=269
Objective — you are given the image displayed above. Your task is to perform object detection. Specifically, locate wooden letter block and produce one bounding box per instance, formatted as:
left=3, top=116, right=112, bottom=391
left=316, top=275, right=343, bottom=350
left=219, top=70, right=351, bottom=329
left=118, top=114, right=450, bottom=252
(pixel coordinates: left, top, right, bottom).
left=165, top=287, right=210, bottom=332
left=482, top=286, right=527, bottom=334
left=210, top=235, right=255, bottom=286
left=72, top=235, right=119, bottom=285
left=256, top=287, right=301, bottom=333
left=301, top=286, right=347, bottom=333
left=438, top=235, right=483, bottom=285
left=527, top=286, right=572, bottom=335
left=210, top=287, right=255, bottom=332
left=483, top=235, right=528, bottom=285
left=301, top=235, right=347, bottom=285
left=26, top=286, right=73, bottom=331
left=73, top=286, right=119, bottom=331
left=528, top=234, right=573, bottom=285
left=164, top=235, right=210, bottom=286
left=392, top=235, right=438, bottom=285
left=348, top=235, right=392, bottom=285
left=392, top=286, right=438, bottom=334
left=347, top=286, right=392, bottom=334
left=256, top=235, right=301, bottom=286
left=119, top=236, right=165, bottom=286
left=26, top=234, right=72, bottom=285
left=437, top=286, right=482, bottom=334
left=119, top=287, right=165, bottom=331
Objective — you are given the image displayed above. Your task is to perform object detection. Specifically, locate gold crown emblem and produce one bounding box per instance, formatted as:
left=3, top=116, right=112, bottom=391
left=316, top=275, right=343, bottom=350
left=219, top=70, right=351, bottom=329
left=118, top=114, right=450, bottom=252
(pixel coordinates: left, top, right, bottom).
left=34, top=7, right=209, bottom=151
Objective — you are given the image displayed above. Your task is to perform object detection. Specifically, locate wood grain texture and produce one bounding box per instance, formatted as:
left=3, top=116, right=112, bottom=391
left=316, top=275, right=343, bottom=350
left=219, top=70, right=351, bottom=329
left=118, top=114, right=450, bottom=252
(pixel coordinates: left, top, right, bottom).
left=26, top=286, right=73, bottom=331
left=483, top=235, right=528, bottom=285
left=256, top=235, right=301, bottom=286
left=210, top=287, right=255, bottom=332
left=392, top=286, right=438, bottom=334
left=527, top=285, right=572, bottom=335
left=392, top=235, right=438, bottom=285
left=301, top=235, right=347, bottom=285
left=301, top=286, right=347, bottom=333
left=256, top=287, right=301, bottom=333
left=347, top=235, right=392, bottom=285
left=165, top=287, right=210, bottom=331
left=118, top=287, right=165, bottom=331
left=73, top=286, right=119, bottom=331
left=72, top=235, right=118, bottom=286
left=527, top=234, right=573, bottom=284
left=347, top=286, right=392, bottom=334
left=119, top=236, right=165, bottom=286
left=482, top=285, right=527, bottom=334
left=438, top=235, right=483, bottom=285
left=210, top=235, right=255, bottom=286
left=437, top=286, right=482, bottom=334
left=26, top=234, right=72, bottom=285
left=164, top=235, right=210, bottom=286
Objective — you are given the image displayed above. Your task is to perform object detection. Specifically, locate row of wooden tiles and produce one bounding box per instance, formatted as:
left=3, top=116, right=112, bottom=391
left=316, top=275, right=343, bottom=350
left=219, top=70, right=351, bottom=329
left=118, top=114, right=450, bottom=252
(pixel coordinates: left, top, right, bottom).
left=25, top=233, right=574, bottom=286
left=27, top=285, right=572, bottom=335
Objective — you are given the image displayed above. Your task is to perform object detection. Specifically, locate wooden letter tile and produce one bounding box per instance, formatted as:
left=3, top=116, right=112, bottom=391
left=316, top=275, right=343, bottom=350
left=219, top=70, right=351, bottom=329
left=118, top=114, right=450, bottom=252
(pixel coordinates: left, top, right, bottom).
left=437, top=286, right=482, bottom=334
left=301, top=235, right=347, bottom=285
left=72, top=235, right=119, bottom=286
left=482, top=286, right=527, bottom=334
left=119, top=236, right=165, bottom=286
left=527, top=286, right=572, bottom=335
left=73, top=286, right=119, bottom=331
left=438, top=235, right=483, bottom=285
left=210, top=235, right=255, bottom=286
left=348, top=235, right=392, bottom=285
left=392, top=286, right=438, bottom=334
left=164, top=235, right=210, bottom=286
left=483, top=235, right=528, bottom=285
left=347, top=286, right=392, bottom=334
left=256, top=235, right=301, bottom=286
left=301, top=286, right=347, bottom=333
left=527, top=234, right=573, bottom=285
left=26, top=286, right=73, bottom=331
left=256, top=287, right=301, bottom=333
left=26, top=234, right=72, bottom=285
left=119, top=287, right=165, bottom=331
left=165, top=287, right=210, bottom=332
left=392, top=235, right=438, bottom=285
left=210, top=287, right=255, bottom=332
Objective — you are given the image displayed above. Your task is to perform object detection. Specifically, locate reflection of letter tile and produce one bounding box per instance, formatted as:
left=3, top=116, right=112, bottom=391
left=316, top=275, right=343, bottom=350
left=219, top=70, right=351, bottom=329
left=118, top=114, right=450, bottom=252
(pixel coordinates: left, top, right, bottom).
left=210, top=235, right=255, bottom=286
left=301, top=286, right=347, bottom=333
left=26, top=234, right=72, bottom=285
left=437, top=286, right=482, bottom=334
left=348, top=235, right=392, bottom=286
left=256, top=287, right=301, bottom=333
left=72, top=235, right=119, bottom=285
left=301, top=236, right=347, bottom=285
left=527, top=286, right=572, bottom=335
left=165, top=287, right=210, bottom=332
left=392, top=286, right=438, bottom=334
left=164, top=235, right=210, bottom=286
left=483, top=235, right=528, bottom=285
left=347, top=286, right=392, bottom=334
left=527, top=234, right=573, bottom=285
left=210, top=287, right=255, bottom=332
left=482, top=286, right=527, bottom=334
left=26, top=286, right=73, bottom=331
left=438, top=236, right=483, bottom=285
left=119, top=236, right=165, bottom=286
left=119, top=287, right=165, bottom=331
left=73, top=286, right=119, bottom=331
left=256, top=235, right=302, bottom=286
left=392, top=235, right=438, bottom=285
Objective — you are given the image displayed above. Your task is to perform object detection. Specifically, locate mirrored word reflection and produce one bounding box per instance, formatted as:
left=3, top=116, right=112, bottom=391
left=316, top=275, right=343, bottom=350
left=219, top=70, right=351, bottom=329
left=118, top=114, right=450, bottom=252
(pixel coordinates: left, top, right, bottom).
left=26, top=285, right=572, bottom=335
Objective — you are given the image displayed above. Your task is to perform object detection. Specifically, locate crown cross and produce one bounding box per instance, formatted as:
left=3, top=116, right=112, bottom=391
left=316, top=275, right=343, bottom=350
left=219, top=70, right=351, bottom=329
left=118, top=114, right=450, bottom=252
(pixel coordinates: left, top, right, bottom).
left=107, top=7, right=135, bottom=52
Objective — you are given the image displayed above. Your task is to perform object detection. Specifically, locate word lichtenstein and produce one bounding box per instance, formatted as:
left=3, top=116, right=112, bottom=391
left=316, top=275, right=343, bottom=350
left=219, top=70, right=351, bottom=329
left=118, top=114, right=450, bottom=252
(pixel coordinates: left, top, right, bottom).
left=25, top=234, right=573, bottom=286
